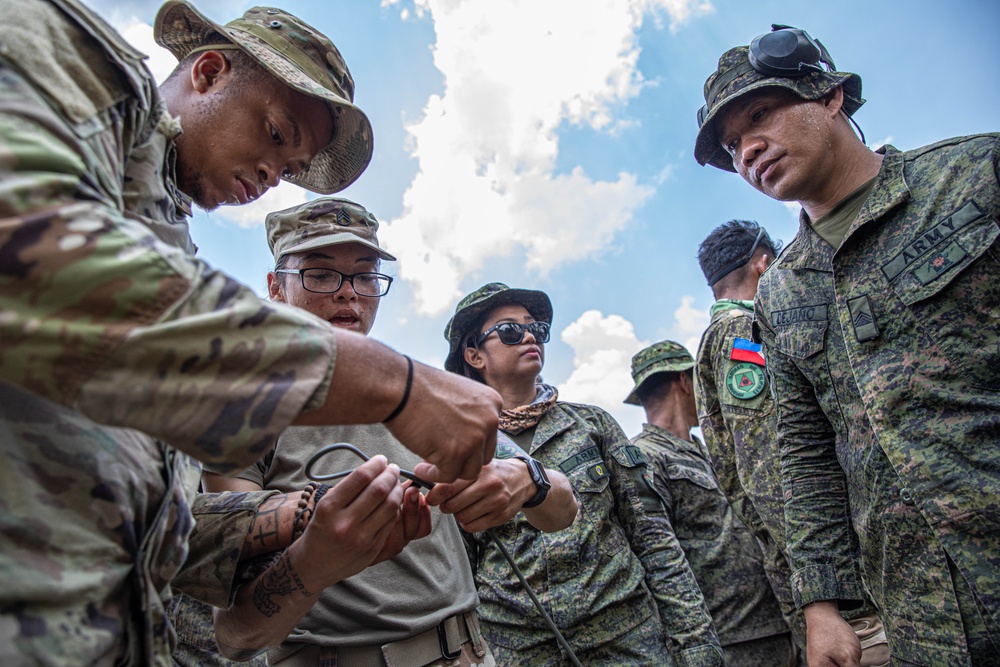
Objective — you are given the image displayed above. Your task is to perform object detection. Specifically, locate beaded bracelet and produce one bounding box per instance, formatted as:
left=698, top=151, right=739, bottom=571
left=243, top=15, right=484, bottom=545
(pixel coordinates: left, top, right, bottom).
left=291, top=482, right=317, bottom=541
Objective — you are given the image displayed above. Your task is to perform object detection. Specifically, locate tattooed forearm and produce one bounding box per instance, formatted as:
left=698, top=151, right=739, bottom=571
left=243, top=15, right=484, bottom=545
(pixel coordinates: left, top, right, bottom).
left=251, top=550, right=313, bottom=618
left=244, top=493, right=298, bottom=557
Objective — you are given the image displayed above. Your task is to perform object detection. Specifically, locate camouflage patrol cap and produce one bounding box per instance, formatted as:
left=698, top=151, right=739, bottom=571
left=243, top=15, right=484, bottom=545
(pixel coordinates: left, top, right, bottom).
left=624, top=340, right=695, bottom=405
left=443, top=283, right=553, bottom=374
left=266, top=197, right=396, bottom=262
left=154, top=1, right=373, bottom=194
left=695, top=45, right=864, bottom=172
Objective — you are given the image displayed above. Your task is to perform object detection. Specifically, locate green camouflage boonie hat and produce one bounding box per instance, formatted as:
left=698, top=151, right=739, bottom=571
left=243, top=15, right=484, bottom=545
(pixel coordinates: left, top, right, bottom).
left=266, top=197, right=396, bottom=262
left=694, top=45, right=864, bottom=172
left=154, top=1, right=373, bottom=193
left=624, top=340, right=695, bottom=405
left=443, top=283, right=553, bottom=374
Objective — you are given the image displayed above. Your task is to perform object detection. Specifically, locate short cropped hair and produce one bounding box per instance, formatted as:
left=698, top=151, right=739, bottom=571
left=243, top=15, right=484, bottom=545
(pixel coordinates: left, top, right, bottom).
left=697, top=220, right=781, bottom=287
left=635, top=369, right=691, bottom=406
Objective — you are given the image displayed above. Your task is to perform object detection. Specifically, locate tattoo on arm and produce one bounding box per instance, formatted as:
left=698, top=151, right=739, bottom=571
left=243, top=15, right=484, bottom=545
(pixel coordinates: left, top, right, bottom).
left=250, top=550, right=312, bottom=618
left=245, top=494, right=297, bottom=557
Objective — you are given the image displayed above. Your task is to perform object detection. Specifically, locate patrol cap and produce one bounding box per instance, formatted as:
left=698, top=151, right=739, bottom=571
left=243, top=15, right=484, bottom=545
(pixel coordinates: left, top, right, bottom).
left=443, top=283, right=553, bottom=374
left=266, top=197, right=396, bottom=262
left=154, top=1, right=373, bottom=193
left=624, top=340, right=695, bottom=405
left=694, top=45, right=864, bottom=172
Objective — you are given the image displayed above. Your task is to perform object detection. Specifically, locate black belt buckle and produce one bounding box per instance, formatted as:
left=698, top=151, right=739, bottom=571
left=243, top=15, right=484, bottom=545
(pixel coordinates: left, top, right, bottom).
left=437, top=619, right=461, bottom=660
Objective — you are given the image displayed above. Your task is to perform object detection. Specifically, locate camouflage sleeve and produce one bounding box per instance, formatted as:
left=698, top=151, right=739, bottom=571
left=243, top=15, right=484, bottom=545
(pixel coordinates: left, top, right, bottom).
left=754, top=290, right=860, bottom=609
left=0, top=62, right=336, bottom=473
left=601, top=413, right=724, bottom=666
left=172, top=490, right=280, bottom=608
left=694, top=317, right=766, bottom=537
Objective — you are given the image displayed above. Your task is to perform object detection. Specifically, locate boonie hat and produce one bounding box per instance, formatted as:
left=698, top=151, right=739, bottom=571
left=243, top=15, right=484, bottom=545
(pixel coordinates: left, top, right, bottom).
left=155, top=1, right=373, bottom=193
left=624, top=340, right=695, bottom=405
left=443, top=283, right=553, bottom=374
left=694, top=45, right=864, bottom=172
left=266, top=197, right=395, bottom=262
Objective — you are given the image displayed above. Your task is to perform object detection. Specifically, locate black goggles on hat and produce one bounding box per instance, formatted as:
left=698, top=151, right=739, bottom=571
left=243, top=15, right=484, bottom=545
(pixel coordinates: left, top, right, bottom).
left=475, top=321, right=551, bottom=347
left=698, top=24, right=836, bottom=128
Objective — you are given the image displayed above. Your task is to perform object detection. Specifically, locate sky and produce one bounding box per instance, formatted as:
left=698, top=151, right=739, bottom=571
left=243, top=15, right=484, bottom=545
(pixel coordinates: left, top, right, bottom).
left=93, top=0, right=998, bottom=436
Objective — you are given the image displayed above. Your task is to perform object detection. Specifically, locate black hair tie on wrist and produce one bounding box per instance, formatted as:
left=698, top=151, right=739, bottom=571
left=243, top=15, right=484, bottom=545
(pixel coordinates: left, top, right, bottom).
left=383, top=355, right=413, bottom=423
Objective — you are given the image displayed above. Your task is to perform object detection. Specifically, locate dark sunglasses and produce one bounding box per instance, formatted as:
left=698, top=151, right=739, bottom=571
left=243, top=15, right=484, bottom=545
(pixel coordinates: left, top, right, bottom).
left=476, top=321, right=551, bottom=347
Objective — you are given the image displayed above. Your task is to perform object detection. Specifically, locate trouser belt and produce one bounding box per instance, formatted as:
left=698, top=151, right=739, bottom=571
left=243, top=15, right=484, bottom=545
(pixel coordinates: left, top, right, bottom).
left=321, top=610, right=483, bottom=667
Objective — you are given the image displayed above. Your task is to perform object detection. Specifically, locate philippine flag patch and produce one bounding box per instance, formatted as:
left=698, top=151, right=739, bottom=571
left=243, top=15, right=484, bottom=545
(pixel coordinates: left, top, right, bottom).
left=730, top=338, right=766, bottom=366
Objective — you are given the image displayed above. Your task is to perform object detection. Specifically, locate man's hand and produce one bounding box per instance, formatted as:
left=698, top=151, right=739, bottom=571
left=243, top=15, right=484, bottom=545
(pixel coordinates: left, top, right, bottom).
left=301, top=334, right=501, bottom=484
left=371, top=482, right=433, bottom=564
left=390, top=359, right=501, bottom=483
left=425, top=459, right=577, bottom=533
left=293, top=455, right=404, bottom=589
left=804, top=601, right=862, bottom=667
left=424, top=459, right=533, bottom=532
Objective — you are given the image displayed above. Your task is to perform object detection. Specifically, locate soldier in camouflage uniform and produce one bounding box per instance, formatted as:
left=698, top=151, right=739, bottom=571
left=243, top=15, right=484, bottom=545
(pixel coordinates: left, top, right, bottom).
left=0, top=1, right=501, bottom=665
left=625, top=340, right=795, bottom=666
left=694, top=25, right=1000, bottom=666
left=693, top=220, right=890, bottom=667
left=444, top=283, right=724, bottom=666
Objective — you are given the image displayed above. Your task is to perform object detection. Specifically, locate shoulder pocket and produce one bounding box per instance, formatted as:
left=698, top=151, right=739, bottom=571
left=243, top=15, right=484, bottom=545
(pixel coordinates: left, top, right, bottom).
left=663, top=462, right=719, bottom=491
left=889, top=213, right=1000, bottom=390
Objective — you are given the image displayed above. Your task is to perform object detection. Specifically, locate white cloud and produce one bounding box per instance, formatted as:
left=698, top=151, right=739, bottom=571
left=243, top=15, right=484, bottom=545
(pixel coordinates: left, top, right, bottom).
left=113, top=18, right=311, bottom=229
left=870, top=134, right=894, bottom=151
left=208, top=184, right=311, bottom=228
left=114, top=17, right=176, bottom=84
left=671, top=294, right=708, bottom=357
left=557, top=309, right=649, bottom=436
left=384, top=0, right=712, bottom=316
left=782, top=201, right=801, bottom=219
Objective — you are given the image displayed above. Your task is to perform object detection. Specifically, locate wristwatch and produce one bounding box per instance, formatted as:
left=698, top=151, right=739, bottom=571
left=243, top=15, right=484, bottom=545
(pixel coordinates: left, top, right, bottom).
left=513, top=455, right=552, bottom=508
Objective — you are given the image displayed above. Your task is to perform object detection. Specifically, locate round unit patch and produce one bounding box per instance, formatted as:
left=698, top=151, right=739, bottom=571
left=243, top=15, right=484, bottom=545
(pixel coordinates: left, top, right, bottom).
left=725, top=362, right=766, bottom=400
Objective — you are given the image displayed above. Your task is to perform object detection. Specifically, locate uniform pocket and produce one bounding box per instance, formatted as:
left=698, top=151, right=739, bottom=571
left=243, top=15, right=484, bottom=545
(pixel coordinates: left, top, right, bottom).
left=662, top=463, right=725, bottom=541
left=774, top=322, right=827, bottom=360
left=566, top=458, right=626, bottom=558
left=890, top=215, right=1000, bottom=390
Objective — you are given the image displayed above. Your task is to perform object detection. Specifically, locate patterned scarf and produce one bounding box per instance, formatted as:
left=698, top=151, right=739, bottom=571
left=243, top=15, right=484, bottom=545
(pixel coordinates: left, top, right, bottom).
left=499, top=383, right=559, bottom=435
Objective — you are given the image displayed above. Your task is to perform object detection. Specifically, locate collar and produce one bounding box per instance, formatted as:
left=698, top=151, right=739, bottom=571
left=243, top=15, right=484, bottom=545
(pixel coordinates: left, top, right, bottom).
left=639, top=423, right=703, bottom=455
left=710, top=299, right=754, bottom=319
left=778, top=145, right=911, bottom=272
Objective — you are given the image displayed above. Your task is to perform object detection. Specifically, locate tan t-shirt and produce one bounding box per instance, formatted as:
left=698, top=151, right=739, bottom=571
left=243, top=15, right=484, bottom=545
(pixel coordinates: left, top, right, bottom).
left=237, top=424, right=478, bottom=656
left=810, top=177, right=878, bottom=250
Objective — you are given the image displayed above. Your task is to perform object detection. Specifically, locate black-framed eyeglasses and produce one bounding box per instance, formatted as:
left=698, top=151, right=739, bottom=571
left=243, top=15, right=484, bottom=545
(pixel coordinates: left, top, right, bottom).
left=275, top=268, right=393, bottom=297
left=475, top=321, right=551, bottom=347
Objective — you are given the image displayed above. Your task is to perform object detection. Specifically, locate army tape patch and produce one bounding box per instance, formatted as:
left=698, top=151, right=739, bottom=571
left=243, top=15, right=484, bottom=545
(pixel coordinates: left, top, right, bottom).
left=725, top=362, right=766, bottom=400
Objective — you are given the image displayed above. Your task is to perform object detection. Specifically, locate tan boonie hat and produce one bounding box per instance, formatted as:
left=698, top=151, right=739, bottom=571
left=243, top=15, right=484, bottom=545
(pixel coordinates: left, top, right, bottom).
left=154, top=1, right=373, bottom=194
left=694, top=45, right=864, bottom=172
left=624, top=340, right=695, bottom=405
left=443, top=283, right=553, bottom=374
left=266, top=197, right=396, bottom=262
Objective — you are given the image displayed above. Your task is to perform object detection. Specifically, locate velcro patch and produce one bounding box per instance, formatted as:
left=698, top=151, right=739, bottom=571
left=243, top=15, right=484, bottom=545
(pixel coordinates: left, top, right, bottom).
left=588, top=462, right=610, bottom=481
left=624, top=445, right=646, bottom=467
left=913, top=241, right=967, bottom=285
left=771, top=304, right=828, bottom=327
left=882, top=201, right=982, bottom=281
left=847, top=295, right=879, bottom=342
left=558, top=446, right=600, bottom=474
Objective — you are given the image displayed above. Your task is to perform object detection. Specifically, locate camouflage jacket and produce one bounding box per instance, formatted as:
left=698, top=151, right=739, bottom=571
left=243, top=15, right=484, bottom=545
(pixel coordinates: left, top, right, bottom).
left=631, top=425, right=788, bottom=647
left=755, top=137, right=1000, bottom=665
left=0, top=1, right=337, bottom=664
left=693, top=301, right=803, bottom=642
left=475, top=402, right=722, bottom=666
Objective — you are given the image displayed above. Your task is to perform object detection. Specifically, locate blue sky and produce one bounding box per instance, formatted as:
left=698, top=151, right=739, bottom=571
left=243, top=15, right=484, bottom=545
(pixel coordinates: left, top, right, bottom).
left=98, top=0, right=998, bottom=435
